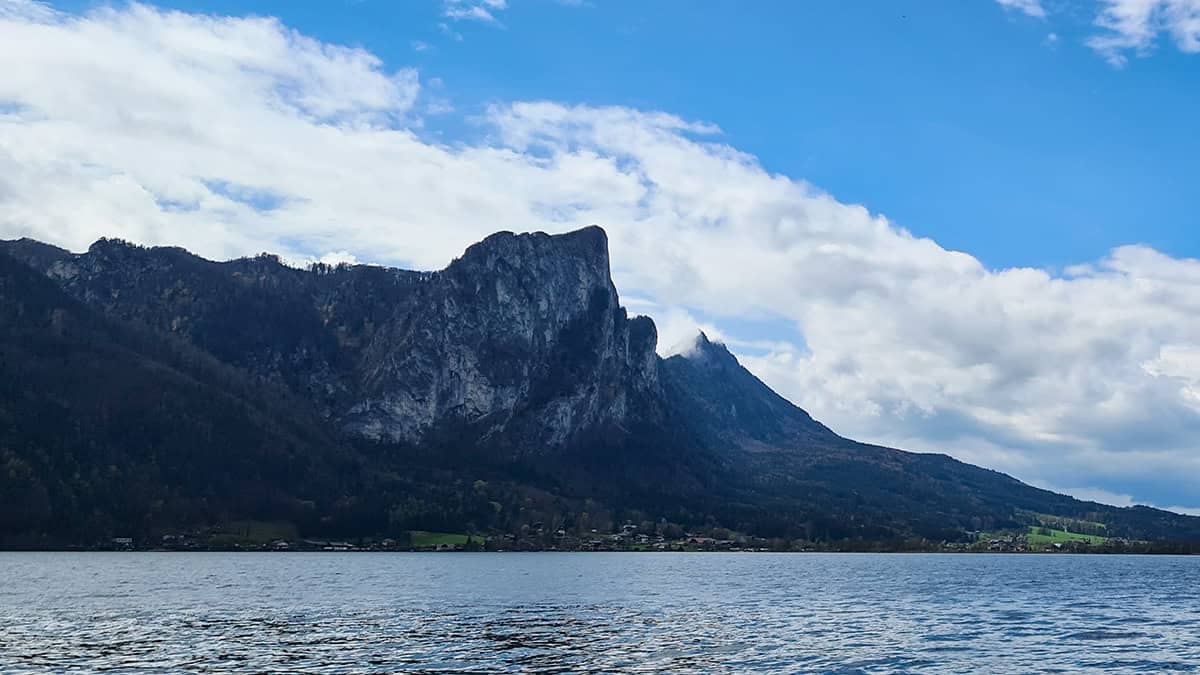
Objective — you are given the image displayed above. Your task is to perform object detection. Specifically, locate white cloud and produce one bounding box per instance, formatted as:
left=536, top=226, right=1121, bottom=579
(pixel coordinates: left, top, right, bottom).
left=1088, top=0, right=1200, bottom=65
left=0, top=0, right=50, bottom=20
left=996, top=0, right=1047, bottom=18
left=442, top=0, right=507, bottom=25
left=993, top=0, right=1200, bottom=66
left=2, top=3, right=1200, bottom=510
left=316, top=250, right=359, bottom=266
left=1143, top=344, right=1200, bottom=409
left=645, top=306, right=729, bottom=357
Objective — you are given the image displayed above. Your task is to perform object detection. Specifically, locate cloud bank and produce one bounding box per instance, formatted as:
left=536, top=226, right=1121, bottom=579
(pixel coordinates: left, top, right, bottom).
left=1, top=1, right=1198, bottom=510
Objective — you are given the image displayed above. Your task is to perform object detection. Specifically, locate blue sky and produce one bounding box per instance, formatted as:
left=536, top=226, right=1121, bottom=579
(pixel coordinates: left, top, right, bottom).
left=3, top=0, right=1200, bottom=511
left=54, top=0, right=1200, bottom=269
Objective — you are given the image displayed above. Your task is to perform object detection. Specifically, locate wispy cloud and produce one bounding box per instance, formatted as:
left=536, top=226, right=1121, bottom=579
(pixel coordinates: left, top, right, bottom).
left=994, top=0, right=1200, bottom=67
left=442, top=0, right=507, bottom=25
left=1088, top=0, right=1200, bottom=66
left=995, top=0, right=1047, bottom=18
left=0, top=0, right=55, bottom=21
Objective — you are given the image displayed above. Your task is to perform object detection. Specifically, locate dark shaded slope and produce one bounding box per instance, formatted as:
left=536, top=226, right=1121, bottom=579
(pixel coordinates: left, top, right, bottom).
left=661, top=332, right=841, bottom=449
left=0, top=252, right=355, bottom=547
left=0, top=237, right=71, bottom=269
left=1, top=238, right=406, bottom=413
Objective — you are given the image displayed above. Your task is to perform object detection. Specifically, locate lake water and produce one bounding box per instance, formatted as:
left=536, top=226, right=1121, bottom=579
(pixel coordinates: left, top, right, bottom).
left=1, top=553, right=1199, bottom=673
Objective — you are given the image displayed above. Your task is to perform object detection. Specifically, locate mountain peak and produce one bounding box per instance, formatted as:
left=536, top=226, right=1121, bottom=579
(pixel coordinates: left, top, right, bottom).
left=0, top=237, right=71, bottom=270
left=459, top=225, right=608, bottom=268
left=665, top=330, right=736, bottom=365
left=87, top=237, right=138, bottom=254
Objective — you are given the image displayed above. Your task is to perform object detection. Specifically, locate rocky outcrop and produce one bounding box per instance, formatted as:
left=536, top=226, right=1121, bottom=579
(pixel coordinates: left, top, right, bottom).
left=345, top=226, right=663, bottom=451
left=1, top=227, right=665, bottom=455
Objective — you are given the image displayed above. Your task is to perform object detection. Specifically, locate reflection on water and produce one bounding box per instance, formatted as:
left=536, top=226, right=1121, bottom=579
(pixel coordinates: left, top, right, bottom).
left=1, top=552, right=1198, bottom=673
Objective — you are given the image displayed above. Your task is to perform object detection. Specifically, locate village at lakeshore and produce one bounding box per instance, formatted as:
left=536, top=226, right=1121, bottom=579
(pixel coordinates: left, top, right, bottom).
left=85, top=519, right=1200, bottom=555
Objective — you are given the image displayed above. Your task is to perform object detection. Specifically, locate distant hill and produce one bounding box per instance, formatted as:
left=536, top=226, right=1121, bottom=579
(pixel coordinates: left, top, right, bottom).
left=2, top=228, right=1198, bottom=549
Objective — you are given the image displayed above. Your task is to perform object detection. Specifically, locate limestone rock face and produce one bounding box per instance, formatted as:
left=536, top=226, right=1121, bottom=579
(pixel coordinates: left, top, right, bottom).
left=4, top=227, right=664, bottom=454
left=344, top=226, right=663, bottom=450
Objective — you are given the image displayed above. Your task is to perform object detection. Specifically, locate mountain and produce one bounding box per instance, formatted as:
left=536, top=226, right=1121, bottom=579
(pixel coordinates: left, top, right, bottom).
left=8, top=229, right=661, bottom=451
left=2, top=227, right=1198, bottom=549
left=0, top=249, right=357, bottom=547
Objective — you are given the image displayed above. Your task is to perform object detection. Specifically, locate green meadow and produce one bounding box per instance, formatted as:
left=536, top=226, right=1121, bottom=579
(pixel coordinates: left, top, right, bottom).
left=1026, top=527, right=1107, bottom=548
left=409, top=531, right=472, bottom=548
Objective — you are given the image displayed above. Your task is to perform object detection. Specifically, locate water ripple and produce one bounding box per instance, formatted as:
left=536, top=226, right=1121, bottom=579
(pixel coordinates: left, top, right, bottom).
left=1, top=552, right=1198, bottom=673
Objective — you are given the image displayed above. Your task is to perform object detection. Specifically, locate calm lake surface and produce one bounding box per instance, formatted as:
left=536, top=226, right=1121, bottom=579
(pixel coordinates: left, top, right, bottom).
left=2, top=552, right=1199, bottom=673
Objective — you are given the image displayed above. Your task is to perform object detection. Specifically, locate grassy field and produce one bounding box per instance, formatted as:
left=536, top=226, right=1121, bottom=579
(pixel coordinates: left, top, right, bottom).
left=975, top=526, right=1108, bottom=550
left=1025, top=526, right=1107, bottom=547
left=409, top=531, right=471, bottom=548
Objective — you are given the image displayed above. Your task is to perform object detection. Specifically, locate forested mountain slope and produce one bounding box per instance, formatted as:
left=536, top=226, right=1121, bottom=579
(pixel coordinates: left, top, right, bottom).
left=3, top=228, right=1197, bottom=548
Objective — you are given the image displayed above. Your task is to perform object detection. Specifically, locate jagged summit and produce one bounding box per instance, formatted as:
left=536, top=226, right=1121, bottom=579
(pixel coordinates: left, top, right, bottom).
left=663, top=330, right=739, bottom=365
left=663, top=330, right=708, bottom=358
left=454, top=226, right=611, bottom=277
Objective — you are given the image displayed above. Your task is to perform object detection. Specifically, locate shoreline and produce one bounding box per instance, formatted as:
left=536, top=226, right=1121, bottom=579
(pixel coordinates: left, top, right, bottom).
left=2, top=548, right=1197, bottom=555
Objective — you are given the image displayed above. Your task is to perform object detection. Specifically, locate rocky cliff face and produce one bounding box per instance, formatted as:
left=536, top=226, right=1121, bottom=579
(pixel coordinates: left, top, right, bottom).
left=345, top=226, right=662, bottom=451
left=2, top=227, right=664, bottom=455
